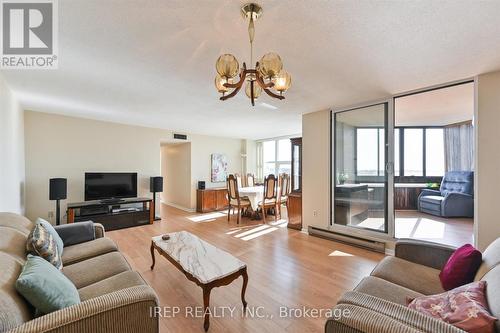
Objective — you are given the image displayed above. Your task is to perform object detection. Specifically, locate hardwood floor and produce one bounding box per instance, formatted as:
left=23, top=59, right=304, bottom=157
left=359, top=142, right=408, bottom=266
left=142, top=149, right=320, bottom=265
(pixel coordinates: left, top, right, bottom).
left=395, top=211, right=473, bottom=247
left=107, top=204, right=384, bottom=333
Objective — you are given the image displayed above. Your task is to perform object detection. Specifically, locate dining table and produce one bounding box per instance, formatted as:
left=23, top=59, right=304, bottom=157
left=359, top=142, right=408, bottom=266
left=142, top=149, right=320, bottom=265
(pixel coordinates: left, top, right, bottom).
left=238, top=186, right=264, bottom=211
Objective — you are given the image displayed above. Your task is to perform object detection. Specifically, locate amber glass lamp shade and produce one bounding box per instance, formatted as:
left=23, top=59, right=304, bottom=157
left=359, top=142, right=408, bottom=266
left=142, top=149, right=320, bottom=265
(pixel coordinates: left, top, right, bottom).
left=258, top=52, right=283, bottom=78
left=273, top=70, right=292, bottom=92
left=245, top=80, right=262, bottom=99
left=215, top=74, right=230, bottom=93
left=215, top=54, right=239, bottom=79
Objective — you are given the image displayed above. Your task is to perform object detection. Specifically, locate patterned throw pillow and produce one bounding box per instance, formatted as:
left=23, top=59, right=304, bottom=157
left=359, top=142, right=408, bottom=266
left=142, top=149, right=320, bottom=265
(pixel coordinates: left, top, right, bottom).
left=407, top=281, right=497, bottom=333
left=26, top=222, right=63, bottom=270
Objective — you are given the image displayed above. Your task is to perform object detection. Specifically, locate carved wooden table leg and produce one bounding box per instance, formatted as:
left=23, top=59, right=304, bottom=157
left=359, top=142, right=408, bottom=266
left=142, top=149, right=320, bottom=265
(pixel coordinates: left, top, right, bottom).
left=150, top=242, right=156, bottom=270
left=203, top=286, right=212, bottom=332
left=241, top=267, right=248, bottom=309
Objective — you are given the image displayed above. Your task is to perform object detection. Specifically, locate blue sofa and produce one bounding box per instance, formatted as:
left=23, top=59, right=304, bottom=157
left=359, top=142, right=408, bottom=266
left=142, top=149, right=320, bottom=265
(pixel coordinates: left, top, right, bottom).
left=418, top=171, right=474, bottom=218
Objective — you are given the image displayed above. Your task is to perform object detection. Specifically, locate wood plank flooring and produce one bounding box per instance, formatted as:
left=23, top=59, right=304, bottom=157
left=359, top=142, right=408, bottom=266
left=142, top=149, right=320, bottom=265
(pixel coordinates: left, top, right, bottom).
left=107, top=204, right=384, bottom=333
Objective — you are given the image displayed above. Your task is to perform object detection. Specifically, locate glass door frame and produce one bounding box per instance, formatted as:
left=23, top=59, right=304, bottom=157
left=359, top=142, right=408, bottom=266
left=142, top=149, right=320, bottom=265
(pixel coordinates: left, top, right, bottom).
left=330, top=98, right=396, bottom=241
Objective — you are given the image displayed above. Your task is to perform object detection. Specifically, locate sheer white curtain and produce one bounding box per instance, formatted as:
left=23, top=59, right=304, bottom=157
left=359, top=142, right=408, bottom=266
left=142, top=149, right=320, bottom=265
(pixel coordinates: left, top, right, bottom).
left=444, top=122, right=474, bottom=171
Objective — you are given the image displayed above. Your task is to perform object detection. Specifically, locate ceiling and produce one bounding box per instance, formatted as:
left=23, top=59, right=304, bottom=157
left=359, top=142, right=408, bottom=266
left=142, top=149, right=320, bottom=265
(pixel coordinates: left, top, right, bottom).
left=2, top=1, right=500, bottom=139
left=337, top=82, right=474, bottom=127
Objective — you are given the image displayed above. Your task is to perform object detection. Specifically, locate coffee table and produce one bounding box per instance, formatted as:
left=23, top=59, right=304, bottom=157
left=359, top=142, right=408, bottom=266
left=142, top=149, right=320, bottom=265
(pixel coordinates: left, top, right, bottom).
left=150, top=231, right=248, bottom=331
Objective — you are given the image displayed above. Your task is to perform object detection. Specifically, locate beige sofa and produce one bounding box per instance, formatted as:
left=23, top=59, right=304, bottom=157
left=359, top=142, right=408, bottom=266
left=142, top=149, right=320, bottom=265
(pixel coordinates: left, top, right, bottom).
left=326, top=238, right=500, bottom=333
left=0, top=212, right=159, bottom=333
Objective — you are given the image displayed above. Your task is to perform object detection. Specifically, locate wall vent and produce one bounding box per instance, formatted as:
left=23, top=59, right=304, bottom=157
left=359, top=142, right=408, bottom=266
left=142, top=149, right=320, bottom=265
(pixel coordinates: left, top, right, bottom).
left=308, top=226, right=386, bottom=253
left=173, top=133, right=188, bottom=140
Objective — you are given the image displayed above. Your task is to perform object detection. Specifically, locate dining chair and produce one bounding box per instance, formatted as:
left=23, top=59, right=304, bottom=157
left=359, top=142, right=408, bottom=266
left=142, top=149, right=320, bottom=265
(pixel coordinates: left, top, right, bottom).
left=235, top=173, right=244, bottom=188
left=259, top=174, right=278, bottom=222
left=246, top=173, right=255, bottom=187
left=278, top=173, right=290, bottom=218
left=227, top=174, right=251, bottom=224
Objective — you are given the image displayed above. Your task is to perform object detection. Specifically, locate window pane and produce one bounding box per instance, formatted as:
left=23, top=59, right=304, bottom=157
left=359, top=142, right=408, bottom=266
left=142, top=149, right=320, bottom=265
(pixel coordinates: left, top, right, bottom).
left=263, top=141, right=275, bottom=162
left=426, top=129, right=445, bottom=176
left=379, top=129, right=385, bottom=176
left=278, top=163, right=291, bottom=175
left=278, top=139, right=291, bottom=161
left=394, top=128, right=400, bottom=176
left=264, top=162, right=275, bottom=176
left=404, top=129, right=423, bottom=176
left=357, top=129, right=378, bottom=176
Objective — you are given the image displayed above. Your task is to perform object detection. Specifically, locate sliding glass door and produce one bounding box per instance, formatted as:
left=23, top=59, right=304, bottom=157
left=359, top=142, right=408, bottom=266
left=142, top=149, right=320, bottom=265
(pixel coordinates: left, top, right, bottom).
left=332, top=102, right=393, bottom=235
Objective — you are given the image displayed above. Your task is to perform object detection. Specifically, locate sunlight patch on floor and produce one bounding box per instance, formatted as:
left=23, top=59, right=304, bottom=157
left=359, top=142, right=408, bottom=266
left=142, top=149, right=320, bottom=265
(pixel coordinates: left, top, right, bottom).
left=234, top=225, right=270, bottom=238
left=240, top=227, right=278, bottom=241
left=268, top=219, right=288, bottom=228
left=187, top=212, right=226, bottom=223
left=395, top=217, right=445, bottom=239
left=328, top=250, right=354, bottom=257
left=356, top=218, right=384, bottom=230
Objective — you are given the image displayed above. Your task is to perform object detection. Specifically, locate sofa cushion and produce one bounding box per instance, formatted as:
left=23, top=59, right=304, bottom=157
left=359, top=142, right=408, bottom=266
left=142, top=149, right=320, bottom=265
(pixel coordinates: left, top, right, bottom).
left=0, top=253, right=34, bottom=332
left=0, top=212, right=34, bottom=236
left=62, top=238, right=118, bottom=265
left=475, top=238, right=500, bottom=281
left=78, top=271, right=147, bottom=301
left=354, top=276, right=423, bottom=305
left=37, top=218, right=64, bottom=256
left=420, top=195, right=444, bottom=204
left=15, top=255, right=80, bottom=315
left=371, top=256, right=445, bottom=295
left=62, top=252, right=131, bottom=289
left=26, top=222, right=63, bottom=270
left=440, top=244, right=482, bottom=291
left=408, top=281, right=496, bottom=333
left=480, top=266, right=500, bottom=332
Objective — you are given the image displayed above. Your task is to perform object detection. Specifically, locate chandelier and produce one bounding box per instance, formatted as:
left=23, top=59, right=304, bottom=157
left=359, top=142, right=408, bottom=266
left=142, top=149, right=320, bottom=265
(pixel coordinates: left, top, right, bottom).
left=214, top=3, right=292, bottom=106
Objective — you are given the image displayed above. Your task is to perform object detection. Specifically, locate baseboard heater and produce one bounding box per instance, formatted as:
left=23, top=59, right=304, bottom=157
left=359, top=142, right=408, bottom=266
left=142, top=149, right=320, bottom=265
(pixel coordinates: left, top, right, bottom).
left=308, top=226, right=386, bottom=253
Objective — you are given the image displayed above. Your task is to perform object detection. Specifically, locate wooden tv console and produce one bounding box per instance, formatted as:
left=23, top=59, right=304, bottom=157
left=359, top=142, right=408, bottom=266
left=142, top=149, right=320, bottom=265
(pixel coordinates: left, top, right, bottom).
left=67, top=197, right=154, bottom=231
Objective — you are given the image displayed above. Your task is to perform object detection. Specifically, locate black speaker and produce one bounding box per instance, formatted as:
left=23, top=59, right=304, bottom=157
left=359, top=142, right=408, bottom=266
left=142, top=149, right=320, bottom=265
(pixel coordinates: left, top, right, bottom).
left=198, top=181, right=206, bottom=190
left=150, top=177, right=163, bottom=193
left=49, top=178, right=67, bottom=200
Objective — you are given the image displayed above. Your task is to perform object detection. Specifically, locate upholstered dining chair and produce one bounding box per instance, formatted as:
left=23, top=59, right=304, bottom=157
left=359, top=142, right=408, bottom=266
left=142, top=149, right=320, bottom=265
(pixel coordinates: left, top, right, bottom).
left=259, top=174, right=278, bottom=222
left=278, top=173, right=290, bottom=218
left=227, top=174, right=251, bottom=224
left=235, top=173, right=244, bottom=188
left=246, top=173, right=255, bottom=187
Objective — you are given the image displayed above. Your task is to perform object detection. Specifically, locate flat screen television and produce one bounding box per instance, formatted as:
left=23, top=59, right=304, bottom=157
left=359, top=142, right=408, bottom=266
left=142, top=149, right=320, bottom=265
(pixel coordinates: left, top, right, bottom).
left=85, top=172, right=137, bottom=201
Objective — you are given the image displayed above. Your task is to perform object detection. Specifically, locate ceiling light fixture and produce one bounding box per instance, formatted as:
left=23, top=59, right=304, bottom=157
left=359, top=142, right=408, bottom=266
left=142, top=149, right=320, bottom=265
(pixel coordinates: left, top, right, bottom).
left=214, top=3, right=292, bottom=106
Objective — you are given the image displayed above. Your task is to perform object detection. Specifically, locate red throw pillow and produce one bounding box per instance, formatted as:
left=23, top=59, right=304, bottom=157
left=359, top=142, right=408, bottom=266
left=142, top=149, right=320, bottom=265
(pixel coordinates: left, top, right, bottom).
left=408, top=281, right=497, bottom=333
left=440, top=244, right=482, bottom=291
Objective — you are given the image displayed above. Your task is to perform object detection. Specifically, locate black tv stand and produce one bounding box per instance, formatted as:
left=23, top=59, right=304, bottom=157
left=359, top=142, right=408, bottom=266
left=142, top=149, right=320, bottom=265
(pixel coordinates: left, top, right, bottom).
left=67, top=197, right=154, bottom=231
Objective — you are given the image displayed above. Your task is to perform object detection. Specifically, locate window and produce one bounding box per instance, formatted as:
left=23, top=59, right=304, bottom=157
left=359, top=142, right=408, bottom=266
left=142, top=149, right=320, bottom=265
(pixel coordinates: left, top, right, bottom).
left=395, top=127, right=445, bottom=178
left=356, top=128, right=384, bottom=176
left=259, top=138, right=292, bottom=177
left=404, top=129, right=423, bottom=176
left=425, top=129, right=445, bottom=176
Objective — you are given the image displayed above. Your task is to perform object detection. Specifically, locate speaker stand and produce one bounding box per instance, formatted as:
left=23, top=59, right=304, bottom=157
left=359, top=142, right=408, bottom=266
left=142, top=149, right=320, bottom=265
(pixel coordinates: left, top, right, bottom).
left=152, top=192, right=161, bottom=221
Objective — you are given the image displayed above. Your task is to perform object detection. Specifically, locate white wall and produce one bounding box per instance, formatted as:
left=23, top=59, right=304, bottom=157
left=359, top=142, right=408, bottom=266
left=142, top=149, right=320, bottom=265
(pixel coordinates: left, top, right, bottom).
left=24, top=111, right=172, bottom=222
left=24, top=111, right=251, bottom=219
left=0, top=75, right=25, bottom=214
left=189, top=134, right=243, bottom=209
left=302, top=110, right=331, bottom=231
left=475, top=71, right=500, bottom=250
left=161, top=143, right=191, bottom=210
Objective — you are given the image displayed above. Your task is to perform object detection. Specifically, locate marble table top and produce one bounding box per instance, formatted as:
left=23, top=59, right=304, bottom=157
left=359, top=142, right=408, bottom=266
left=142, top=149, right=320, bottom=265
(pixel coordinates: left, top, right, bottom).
left=152, top=231, right=246, bottom=284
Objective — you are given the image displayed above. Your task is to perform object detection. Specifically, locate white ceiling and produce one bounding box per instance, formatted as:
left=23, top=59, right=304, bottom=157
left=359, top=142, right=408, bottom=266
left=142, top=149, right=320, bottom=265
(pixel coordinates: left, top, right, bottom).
left=2, top=1, right=500, bottom=139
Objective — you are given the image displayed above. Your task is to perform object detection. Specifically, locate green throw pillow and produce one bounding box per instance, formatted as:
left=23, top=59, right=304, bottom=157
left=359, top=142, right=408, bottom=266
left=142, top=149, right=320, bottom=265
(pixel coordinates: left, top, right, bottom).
left=36, top=218, right=64, bottom=255
left=16, top=254, right=80, bottom=314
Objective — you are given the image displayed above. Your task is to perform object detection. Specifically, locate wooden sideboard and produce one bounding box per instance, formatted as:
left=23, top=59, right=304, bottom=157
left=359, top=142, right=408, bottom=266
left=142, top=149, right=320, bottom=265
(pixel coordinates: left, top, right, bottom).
left=196, top=188, right=229, bottom=213
left=287, top=192, right=302, bottom=230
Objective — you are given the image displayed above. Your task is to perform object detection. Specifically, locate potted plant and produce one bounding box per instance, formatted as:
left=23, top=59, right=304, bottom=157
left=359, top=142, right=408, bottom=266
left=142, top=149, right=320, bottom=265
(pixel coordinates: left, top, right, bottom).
left=338, top=173, right=349, bottom=185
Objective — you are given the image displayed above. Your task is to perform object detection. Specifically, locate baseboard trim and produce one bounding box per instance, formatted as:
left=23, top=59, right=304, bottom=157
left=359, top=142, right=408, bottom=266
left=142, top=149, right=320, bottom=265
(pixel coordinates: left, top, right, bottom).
left=162, top=201, right=196, bottom=213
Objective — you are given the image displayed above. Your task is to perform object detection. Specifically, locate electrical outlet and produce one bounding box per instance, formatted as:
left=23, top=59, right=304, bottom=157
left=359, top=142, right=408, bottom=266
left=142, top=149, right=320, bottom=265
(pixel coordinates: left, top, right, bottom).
left=48, top=211, right=54, bottom=222
left=313, top=210, right=318, bottom=217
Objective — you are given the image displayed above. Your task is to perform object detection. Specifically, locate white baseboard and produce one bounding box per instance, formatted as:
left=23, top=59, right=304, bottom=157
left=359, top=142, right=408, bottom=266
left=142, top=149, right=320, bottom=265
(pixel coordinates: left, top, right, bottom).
left=161, top=201, right=196, bottom=213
